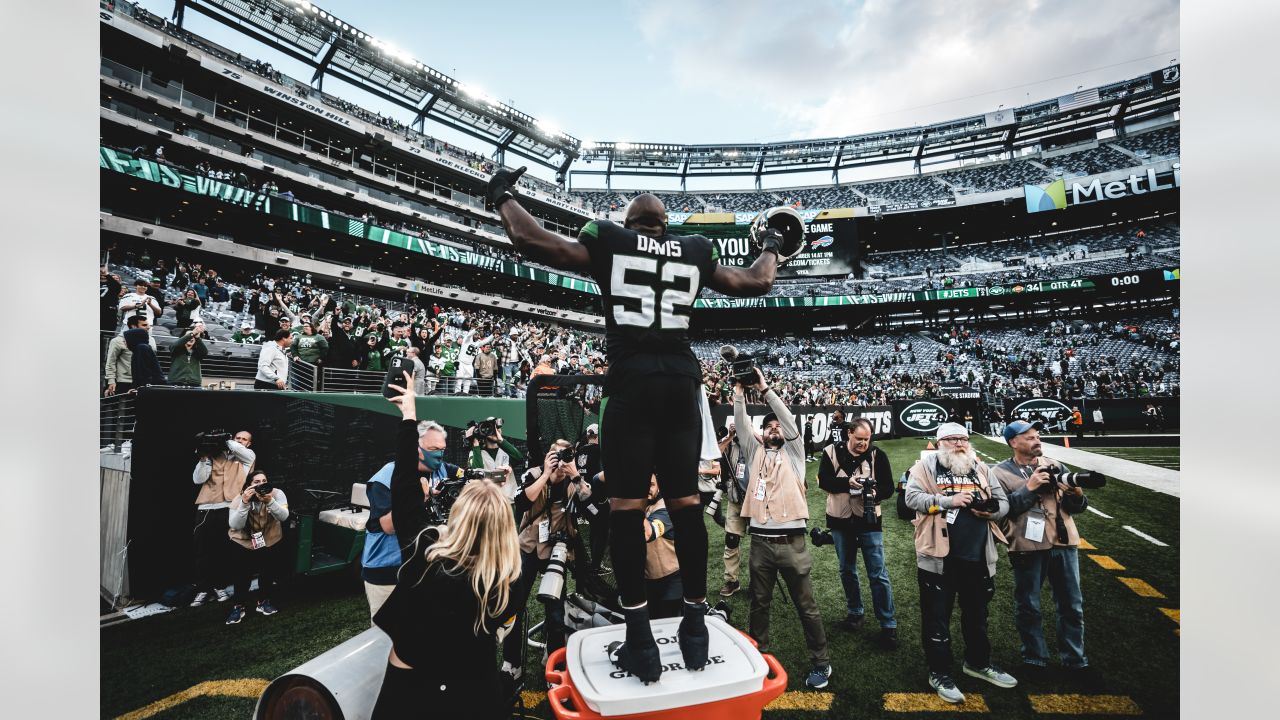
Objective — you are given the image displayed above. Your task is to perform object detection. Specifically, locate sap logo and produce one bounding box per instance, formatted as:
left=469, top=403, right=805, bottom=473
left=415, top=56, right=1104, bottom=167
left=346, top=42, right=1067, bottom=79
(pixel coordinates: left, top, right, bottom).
left=1024, top=179, right=1067, bottom=213
left=636, top=235, right=683, bottom=257
left=809, top=235, right=834, bottom=249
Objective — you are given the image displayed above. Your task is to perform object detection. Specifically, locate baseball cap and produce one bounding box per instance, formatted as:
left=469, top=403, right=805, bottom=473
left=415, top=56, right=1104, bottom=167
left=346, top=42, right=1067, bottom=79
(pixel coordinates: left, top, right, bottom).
left=935, top=422, right=969, bottom=440
left=585, top=423, right=598, bottom=436
left=1002, top=420, right=1044, bottom=444
left=762, top=412, right=780, bottom=428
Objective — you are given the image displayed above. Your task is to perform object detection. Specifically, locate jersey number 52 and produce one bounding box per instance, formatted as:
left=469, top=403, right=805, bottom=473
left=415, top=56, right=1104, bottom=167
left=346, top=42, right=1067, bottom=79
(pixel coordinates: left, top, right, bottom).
left=610, top=256, right=699, bottom=330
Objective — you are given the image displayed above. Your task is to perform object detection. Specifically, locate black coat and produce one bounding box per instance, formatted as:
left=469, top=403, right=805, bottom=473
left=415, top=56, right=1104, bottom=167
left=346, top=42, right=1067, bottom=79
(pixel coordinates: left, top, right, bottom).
left=124, top=329, right=166, bottom=388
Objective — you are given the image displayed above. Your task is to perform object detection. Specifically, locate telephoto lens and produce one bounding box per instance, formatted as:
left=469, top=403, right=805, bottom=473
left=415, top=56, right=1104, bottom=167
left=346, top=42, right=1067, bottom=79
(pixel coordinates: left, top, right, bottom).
left=704, top=487, right=723, bottom=517
left=809, top=527, right=835, bottom=547
left=537, top=541, right=570, bottom=603
left=862, top=481, right=880, bottom=528
left=1045, top=467, right=1107, bottom=489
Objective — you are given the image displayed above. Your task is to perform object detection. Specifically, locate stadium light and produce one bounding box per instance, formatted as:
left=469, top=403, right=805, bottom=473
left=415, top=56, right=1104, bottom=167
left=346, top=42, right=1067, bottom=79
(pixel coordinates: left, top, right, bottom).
left=616, top=142, right=633, bottom=152
left=581, top=140, right=597, bottom=150
left=537, top=119, right=564, bottom=138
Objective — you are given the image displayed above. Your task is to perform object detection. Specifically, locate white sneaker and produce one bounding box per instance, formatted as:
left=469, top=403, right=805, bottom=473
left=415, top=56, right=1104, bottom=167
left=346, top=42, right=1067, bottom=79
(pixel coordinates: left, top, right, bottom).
left=929, top=673, right=965, bottom=704
left=963, top=662, right=1018, bottom=688
left=215, top=587, right=232, bottom=603
left=189, top=591, right=211, bottom=607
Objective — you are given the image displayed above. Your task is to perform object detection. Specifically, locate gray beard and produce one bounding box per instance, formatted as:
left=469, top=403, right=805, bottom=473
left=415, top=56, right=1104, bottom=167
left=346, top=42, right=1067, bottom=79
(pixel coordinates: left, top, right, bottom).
left=937, top=448, right=976, bottom=476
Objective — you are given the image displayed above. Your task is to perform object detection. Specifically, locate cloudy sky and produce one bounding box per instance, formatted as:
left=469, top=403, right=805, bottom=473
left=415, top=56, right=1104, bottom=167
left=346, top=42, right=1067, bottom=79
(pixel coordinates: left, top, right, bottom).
left=131, top=0, right=1178, bottom=183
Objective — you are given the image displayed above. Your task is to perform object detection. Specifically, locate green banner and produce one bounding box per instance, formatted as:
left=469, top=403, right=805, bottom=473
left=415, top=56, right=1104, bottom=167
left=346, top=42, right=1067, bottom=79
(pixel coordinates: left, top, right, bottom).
left=100, top=147, right=1173, bottom=311
left=99, top=146, right=601, bottom=295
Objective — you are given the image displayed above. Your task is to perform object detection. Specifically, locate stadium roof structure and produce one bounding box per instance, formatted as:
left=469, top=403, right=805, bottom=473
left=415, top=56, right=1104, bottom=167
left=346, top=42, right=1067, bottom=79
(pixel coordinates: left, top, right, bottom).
left=168, top=0, right=1177, bottom=192
left=174, top=0, right=581, bottom=175
left=576, top=67, right=1179, bottom=188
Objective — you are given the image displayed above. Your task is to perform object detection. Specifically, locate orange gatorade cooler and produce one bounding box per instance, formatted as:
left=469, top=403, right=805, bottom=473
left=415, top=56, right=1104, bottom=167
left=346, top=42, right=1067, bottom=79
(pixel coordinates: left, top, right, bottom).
left=545, top=616, right=787, bottom=720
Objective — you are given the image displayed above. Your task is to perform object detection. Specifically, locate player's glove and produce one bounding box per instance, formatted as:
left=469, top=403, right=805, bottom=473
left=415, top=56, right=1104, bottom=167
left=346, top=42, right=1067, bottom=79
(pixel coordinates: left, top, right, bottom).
left=486, top=166, right=527, bottom=209
left=758, top=228, right=785, bottom=257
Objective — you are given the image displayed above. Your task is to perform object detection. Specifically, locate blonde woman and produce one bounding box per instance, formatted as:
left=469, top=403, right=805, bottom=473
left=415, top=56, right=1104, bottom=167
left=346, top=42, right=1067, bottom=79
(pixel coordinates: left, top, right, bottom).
left=371, top=373, right=521, bottom=719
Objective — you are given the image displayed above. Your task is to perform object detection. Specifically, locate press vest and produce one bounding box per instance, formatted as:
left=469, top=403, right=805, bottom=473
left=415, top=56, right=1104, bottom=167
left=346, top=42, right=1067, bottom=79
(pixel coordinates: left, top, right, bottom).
left=644, top=498, right=680, bottom=581
left=195, top=455, right=251, bottom=506
left=822, top=445, right=880, bottom=520
left=990, top=460, right=1081, bottom=552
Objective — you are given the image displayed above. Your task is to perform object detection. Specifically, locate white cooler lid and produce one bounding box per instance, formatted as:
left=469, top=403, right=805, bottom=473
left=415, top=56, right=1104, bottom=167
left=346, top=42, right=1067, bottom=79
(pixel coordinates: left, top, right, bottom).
left=563, top=616, right=767, bottom=716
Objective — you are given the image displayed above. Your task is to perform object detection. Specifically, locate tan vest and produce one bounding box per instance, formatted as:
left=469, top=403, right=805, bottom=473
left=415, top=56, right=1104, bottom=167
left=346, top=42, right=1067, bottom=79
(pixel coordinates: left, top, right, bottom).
left=989, top=461, right=1081, bottom=552
left=227, top=499, right=284, bottom=549
left=822, top=445, right=880, bottom=520
left=644, top=498, right=680, bottom=580
left=910, top=458, right=1008, bottom=561
left=195, top=455, right=251, bottom=506
left=517, top=478, right=578, bottom=560
left=740, top=447, right=808, bottom=525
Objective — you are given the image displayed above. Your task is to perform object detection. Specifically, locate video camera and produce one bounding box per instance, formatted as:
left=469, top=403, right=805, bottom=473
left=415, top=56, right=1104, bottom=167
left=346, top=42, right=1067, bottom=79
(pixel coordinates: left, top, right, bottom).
left=1043, top=466, right=1106, bottom=490
left=464, top=468, right=509, bottom=484
left=719, top=345, right=758, bottom=385
left=195, top=429, right=231, bottom=457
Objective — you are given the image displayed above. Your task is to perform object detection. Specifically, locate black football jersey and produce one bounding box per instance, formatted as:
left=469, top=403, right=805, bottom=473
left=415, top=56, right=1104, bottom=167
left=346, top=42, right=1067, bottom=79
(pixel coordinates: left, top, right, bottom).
left=577, top=219, right=719, bottom=381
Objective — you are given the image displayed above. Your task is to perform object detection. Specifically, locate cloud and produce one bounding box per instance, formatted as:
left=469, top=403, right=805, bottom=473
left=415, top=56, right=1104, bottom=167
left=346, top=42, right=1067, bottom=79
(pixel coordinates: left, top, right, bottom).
left=631, top=0, right=1178, bottom=140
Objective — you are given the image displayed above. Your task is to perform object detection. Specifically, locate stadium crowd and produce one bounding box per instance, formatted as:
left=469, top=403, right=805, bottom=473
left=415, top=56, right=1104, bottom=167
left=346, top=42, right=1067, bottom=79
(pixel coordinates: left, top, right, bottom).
left=101, top=245, right=1178, bottom=406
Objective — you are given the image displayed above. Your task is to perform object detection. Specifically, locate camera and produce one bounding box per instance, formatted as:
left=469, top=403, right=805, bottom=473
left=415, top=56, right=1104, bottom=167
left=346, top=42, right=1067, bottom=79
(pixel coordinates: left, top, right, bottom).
left=537, top=535, right=570, bottom=602
left=253, top=481, right=274, bottom=496
left=464, top=468, right=508, bottom=484
left=1043, top=466, right=1106, bottom=489
left=195, top=429, right=231, bottom=457
left=554, top=447, right=576, bottom=464
left=969, top=492, right=1001, bottom=514
left=719, top=345, right=759, bottom=385
left=855, top=478, right=881, bottom=528
left=474, top=417, right=501, bottom=440
left=704, top=487, right=723, bottom=518
left=810, top=527, right=835, bottom=547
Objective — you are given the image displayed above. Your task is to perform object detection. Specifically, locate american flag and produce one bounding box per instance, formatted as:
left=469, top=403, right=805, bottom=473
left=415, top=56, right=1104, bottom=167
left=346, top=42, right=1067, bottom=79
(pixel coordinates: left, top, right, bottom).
left=1057, top=88, right=1100, bottom=112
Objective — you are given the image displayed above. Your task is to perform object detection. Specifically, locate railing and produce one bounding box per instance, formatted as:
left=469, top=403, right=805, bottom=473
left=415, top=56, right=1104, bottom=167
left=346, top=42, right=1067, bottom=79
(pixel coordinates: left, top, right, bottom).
left=316, top=366, right=383, bottom=394
left=288, top=358, right=318, bottom=392
left=100, top=393, right=137, bottom=449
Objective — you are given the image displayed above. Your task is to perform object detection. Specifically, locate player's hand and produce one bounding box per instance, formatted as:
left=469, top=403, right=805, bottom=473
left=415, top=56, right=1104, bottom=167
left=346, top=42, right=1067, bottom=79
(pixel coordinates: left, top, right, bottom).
left=486, top=166, right=527, bottom=209
left=759, top=229, right=784, bottom=258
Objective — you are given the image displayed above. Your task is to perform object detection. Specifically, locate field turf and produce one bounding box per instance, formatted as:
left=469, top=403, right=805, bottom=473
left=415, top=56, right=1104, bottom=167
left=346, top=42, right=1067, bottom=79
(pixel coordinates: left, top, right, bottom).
left=102, top=436, right=1179, bottom=719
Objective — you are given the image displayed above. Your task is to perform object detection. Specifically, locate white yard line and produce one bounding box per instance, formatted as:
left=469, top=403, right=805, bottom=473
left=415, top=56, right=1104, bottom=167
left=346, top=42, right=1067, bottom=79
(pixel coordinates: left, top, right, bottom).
left=1087, top=506, right=1114, bottom=519
left=1122, top=525, right=1169, bottom=547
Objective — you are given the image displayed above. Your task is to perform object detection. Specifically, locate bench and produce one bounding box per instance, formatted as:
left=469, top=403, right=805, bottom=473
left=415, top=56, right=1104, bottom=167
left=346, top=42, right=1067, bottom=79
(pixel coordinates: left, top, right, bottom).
left=317, top=483, right=370, bottom=532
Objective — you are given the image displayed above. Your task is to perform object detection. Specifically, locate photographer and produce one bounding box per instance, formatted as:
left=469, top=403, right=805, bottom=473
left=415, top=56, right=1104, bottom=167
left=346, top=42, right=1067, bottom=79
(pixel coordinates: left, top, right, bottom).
left=641, top=475, right=682, bottom=620
left=717, top=418, right=751, bottom=599
left=224, top=470, right=289, bottom=624
left=468, top=417, right=524, bottom=505
left=373, top=373, right=522, bottom=719
left=733, top=368, right=833, bottom=691
left=904, top=423, right=1015, bottom=704
left=360, top=439, right=466, bottom=623
left=190, top=431, right=256, bottom=607
left=991, top=421, right=1096, bottom=685
left=500, top=439, right=591, bottom=692
left=816, top=417, right=898, bottom=649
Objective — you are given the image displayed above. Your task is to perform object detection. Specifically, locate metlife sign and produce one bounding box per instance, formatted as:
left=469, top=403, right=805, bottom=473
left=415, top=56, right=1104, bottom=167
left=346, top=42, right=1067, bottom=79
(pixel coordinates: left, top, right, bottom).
left=1025, top=163, right=1180, bottom=213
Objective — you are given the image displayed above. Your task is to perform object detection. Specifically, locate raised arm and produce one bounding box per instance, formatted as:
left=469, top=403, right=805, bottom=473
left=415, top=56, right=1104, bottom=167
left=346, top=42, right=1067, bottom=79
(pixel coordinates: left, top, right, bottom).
left=489, top=168, right=591, bottom=272
left=705, top=249, right=780, bottom=297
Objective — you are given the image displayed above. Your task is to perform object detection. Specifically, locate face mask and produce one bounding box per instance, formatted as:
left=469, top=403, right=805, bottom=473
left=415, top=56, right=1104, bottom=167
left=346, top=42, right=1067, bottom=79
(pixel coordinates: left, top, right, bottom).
left=420, top=447, right=445, bottom=471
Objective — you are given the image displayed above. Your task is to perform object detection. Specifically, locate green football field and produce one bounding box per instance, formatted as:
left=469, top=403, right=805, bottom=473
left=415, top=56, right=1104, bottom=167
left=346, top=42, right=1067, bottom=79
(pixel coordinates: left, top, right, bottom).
left=102, top=436, right=1180, bottom=719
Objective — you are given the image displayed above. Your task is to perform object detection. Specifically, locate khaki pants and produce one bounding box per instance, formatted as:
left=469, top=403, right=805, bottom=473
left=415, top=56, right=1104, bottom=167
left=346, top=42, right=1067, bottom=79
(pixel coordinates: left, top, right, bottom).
left=365, top=581, right=395, bottom=625
left=723, top=497, right=748, bottom=584
left=748, top=534, right=830, bottom=667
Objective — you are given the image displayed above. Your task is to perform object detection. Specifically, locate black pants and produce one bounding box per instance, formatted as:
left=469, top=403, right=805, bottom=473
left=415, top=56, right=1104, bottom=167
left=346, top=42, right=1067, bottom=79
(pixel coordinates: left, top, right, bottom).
left=918, top=559, right=995, bottom=675
left=371, top=662, right=505, bottom=720
left=193, top=507, right=230, bottom=592
left=502, top=551, right=567, bottom=667
left=228, top=539, right=282, bottom=605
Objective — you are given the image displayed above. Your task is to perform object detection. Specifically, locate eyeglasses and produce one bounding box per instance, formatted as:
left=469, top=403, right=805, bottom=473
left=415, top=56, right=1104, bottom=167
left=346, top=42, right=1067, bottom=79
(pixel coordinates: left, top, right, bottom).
left=939, top=437, right=970, bottom=444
